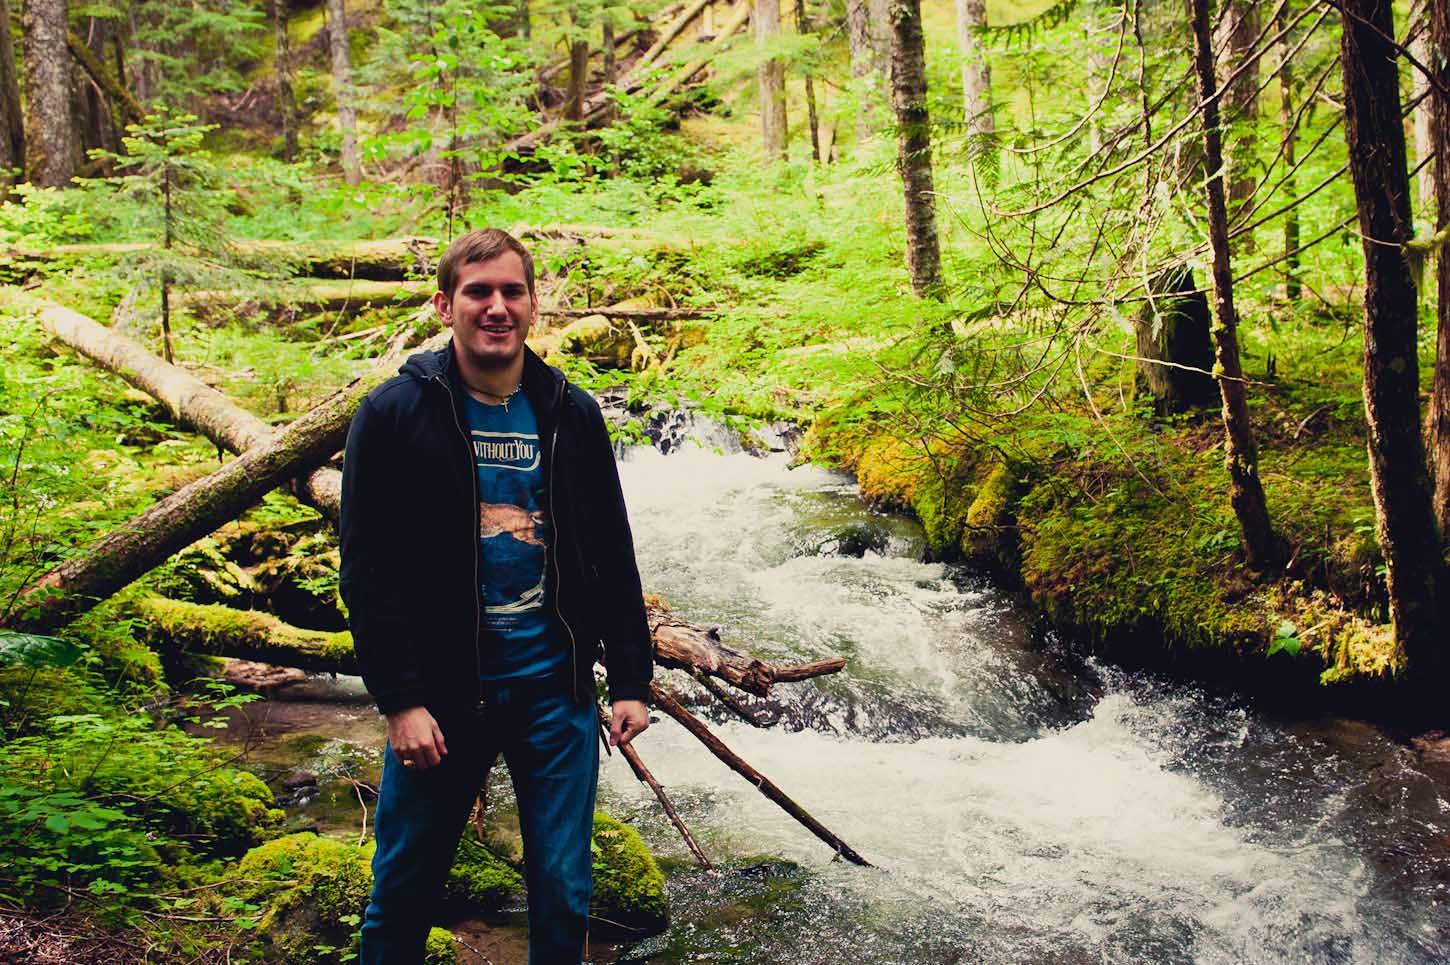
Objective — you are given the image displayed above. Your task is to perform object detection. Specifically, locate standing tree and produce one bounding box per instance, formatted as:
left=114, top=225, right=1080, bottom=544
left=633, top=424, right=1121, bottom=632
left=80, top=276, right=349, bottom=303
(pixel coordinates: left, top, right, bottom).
left=1411, top=0, right=1435, bottom=223
left=1189, top=0, right=1278, bottom=569
left=0, top=0, right=23, bottom=189
left=325, top=0, right=360, bottom=185
left=796, top=0, right=822, bottom=162
left=954, top=0, right=992, bottom=140
left=1426, top=0, right=1450, bottom=542
left=756, top=0, right=787, bottom=160
left=1340, top=0, right=1442, bottom=671
left=1275, top=0, right=1300, bottom=301
left=270, top=0, right=297, bottom=162
left=22, top=0, right=78, bottom=187
left=846, top=0, right=888, bottom=142
left=1217, top=0, right=1259, bottom=243
left=888, top=0, right=943, bottom=301
left=564, top=9, right=589, bottom=124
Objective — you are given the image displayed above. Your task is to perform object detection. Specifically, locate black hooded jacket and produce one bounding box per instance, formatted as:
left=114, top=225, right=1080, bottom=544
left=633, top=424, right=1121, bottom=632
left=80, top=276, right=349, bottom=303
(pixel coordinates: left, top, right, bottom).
left=339, top=341, right=653, bottom=716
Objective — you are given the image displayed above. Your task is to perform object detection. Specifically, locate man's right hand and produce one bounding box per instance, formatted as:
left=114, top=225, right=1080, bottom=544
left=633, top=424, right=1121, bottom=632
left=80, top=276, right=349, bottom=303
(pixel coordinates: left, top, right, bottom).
left=386, top=706, right=448, bottom=770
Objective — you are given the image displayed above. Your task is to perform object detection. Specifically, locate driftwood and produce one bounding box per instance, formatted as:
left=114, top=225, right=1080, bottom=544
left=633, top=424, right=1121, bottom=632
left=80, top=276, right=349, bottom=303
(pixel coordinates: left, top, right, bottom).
left=23, top=293, right=345, bottom=518
left=650, top=684, right=871, bottom=867
left=648, top=603, right=846, bottom=697
left=5, top=331, right=450, bottom=634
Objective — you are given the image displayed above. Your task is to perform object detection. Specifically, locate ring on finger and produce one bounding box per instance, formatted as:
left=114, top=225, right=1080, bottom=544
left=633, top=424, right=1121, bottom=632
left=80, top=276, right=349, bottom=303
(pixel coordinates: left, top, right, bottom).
left=401, top=757, right=416, bottom=768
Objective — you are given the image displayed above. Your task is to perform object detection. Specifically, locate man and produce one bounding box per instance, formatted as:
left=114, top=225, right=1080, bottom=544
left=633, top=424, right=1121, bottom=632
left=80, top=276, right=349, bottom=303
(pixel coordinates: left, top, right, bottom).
left=340, top=228, right=654, bottom=964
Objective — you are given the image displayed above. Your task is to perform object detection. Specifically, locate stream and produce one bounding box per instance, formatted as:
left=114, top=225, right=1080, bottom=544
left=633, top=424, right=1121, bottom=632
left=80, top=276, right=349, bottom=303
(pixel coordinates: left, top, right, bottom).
left=221, top=437, right=1450, bottom=964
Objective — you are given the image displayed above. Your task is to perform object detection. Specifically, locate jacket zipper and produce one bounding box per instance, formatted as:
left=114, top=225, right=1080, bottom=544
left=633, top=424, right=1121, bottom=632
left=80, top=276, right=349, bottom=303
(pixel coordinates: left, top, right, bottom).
left=435, top=374, right=485, bottom=703
left=547, top=378, right=582, bottom=702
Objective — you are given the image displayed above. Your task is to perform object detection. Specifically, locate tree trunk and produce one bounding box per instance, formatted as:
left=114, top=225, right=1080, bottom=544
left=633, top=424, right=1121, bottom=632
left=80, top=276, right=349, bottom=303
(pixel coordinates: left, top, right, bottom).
left=23, top=0, right=78, bottom=187
left=797, top=0, right=821, bottom=162
left=324, top=0, right=359, bottom=186
left=888, top=0, right=944, bottom=302
left=756, top=0, right=787, bottom=161
left=5, top=331, right=451, bottom=634
left=1340, top=0, right=1443, bottom=672
left=1134, top=266, right=1220, bottom=414
left=1277, top=1, right=1300, bottom=301
left=633, top=0, right=712, bottom=75
left=1426, top=0, right=1450, bottom=544
left=270, top=0, right=297, bottom=162
left=1084, top=0, right=1108, bottom=154
left=565, top=10, right=588, bottom=124
left=1412, top=0, right=1435, bottom=224
left=1218, top=0, right=1259, bottom=243
left=954, top=0, right=992, bottom=139
left=0, top=0, right=23, bottom=191
left=135, top=595, right=846, bottom=696
left=847, top=0, right=884, bottom=141
left=26, top=294, right=344, bottom=518
left=64, top=28, right=142, bottom=126
left=1189, top=0, right=1278, bottom=570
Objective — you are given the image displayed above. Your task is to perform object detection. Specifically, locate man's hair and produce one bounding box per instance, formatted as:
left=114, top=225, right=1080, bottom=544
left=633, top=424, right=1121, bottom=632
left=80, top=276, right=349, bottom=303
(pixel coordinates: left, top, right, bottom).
left=437, top=228, right=535, bottom=300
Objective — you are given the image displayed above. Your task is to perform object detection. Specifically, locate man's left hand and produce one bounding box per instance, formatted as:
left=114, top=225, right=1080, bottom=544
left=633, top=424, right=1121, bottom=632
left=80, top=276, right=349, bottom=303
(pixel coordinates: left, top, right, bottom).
left=609, top=699, right=650, bottom=747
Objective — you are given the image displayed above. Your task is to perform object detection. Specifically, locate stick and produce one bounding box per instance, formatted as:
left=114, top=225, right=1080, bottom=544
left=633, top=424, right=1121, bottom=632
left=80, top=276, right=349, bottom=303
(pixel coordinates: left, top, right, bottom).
left=599, top=705, right=713, bottom=868
left=649, top=683, right=871, bottom=867
left=692, top=669, right=768, bottom=727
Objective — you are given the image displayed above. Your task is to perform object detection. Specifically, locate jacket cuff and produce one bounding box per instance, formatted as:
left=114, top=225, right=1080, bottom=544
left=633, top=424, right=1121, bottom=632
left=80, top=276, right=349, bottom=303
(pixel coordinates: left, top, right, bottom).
left=607, top=682, right=651, bottom=704
left=374, top=690, right=429, bottom=716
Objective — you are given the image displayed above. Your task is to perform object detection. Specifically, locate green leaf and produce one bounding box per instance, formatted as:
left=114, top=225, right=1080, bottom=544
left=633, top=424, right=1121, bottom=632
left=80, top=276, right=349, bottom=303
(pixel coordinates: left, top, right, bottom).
left=0, top=631, right=84, bottom=668
left=43, top=813, right=70, bottom=834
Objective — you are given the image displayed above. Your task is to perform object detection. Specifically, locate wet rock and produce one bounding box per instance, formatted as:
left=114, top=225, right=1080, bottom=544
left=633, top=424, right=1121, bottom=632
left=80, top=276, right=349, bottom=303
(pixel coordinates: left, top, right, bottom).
left=282, top=771, right=318, bottom=791
left=223, top=659, right=307, bottom=693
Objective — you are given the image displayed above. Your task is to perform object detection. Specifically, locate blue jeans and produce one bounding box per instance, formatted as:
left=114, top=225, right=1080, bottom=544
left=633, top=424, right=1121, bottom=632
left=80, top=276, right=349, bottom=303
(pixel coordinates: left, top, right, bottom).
left=359, top=677, right=600, bottom=965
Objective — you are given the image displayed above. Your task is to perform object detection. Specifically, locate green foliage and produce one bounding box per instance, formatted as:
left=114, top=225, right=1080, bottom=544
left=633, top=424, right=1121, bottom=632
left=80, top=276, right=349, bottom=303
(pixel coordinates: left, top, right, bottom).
left=445, top=833, right=524, bottom=912
left=235, top=833, right=374, bottom=963
left=0, top=631, right=84, bottom=669
left=590, top=810, right=668, bottom=934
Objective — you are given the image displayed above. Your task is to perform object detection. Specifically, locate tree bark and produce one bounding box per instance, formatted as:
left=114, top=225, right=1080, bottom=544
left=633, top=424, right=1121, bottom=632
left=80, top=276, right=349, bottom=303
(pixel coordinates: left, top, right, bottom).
left=1189, top=0, right=1278, bottom=570
left=846, top=0, right=885, bottom=141
left=1217, top=0, right=1260, bottom=239
left=1276, top=1, right=1299, bottom=301
left=888, top=0, right=944, bottom=302
left=954, top=0, right=991, bottom=139
left=756, top=0, right=787, bottom=161
left=565, top=12, right=588, bottom=124
left=23, top=0, right=77, bottom=188
left=796, top=0, right=820, bottom=162
left=25, top=294, right=345, bottom=518
left=1340, top=0, right=1443, bottom=672
left=324, top=0, right=359, bottom=186
left=4, top=331, right=451, bottom=634
left=0, top=0, right=23, bottom=191
left=1412, top=0, right=1435, bottom=224
left=270, top=0, right=297, bottom=162
left=632, top=0, right=712, bottom=75
left=1134, top=266, right=1220, bottom=414
left=1425, top=0, right=1450, bottom=544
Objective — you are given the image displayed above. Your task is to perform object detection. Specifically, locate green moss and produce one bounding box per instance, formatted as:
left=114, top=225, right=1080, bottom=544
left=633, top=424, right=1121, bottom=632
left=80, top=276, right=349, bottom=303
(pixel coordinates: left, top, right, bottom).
left=424, top=926, right=457, bottom=964
left=445, top=833, right=524, bottom=913
left=961, top=459, right=1028, bottom=571
left=236, top=833, right=375, bottom=963
left=590, top=811, right=668, bottom=936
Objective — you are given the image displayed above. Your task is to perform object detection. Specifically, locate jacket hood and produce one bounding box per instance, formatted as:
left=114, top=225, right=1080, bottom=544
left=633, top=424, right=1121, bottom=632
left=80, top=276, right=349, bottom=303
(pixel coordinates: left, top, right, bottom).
left=398, top=339, right=566, bottom=412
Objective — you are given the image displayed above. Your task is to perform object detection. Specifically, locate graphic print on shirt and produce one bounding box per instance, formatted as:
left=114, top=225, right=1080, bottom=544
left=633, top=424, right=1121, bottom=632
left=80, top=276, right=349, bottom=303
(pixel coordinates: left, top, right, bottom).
left=469, top=425, right=551, bottom=630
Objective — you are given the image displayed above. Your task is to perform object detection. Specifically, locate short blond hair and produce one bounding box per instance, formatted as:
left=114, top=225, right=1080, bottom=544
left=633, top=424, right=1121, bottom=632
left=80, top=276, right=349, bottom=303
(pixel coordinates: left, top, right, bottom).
left=437, top=228, right=535, bottom=299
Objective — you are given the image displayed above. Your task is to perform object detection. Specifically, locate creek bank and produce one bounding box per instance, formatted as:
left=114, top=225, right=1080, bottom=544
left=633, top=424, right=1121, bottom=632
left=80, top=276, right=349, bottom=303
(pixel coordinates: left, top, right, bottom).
left=800, top=412, right=1440, bottom=727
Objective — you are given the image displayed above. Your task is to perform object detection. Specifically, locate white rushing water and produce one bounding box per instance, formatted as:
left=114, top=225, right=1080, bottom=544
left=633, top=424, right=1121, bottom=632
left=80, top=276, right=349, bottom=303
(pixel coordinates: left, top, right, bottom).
left=597, top=445, right=1450, bottom=964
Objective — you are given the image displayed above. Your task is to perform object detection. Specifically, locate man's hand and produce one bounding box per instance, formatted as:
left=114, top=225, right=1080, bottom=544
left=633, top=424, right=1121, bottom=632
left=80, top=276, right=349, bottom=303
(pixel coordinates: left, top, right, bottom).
left=386, top=706, right=448, bottom=770
left=609, top=699, right=649, bottom=747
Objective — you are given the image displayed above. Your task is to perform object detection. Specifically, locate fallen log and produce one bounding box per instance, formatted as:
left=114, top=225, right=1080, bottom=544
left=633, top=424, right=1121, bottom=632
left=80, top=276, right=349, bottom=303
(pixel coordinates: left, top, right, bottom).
left=649, top=683, right=871, bottom=866
left=648, top=604, right=845, bottom=697
left=133, top=596, right=843, bottom=699
left=643, top=2, right=751, bottom=109
left=66, top=30, right=145, bottom=126
left=9, top=239, right=442, bottom=282
left=630, top=0, right=716, bottom=77
left=4, top=331, right=450, bottom=634
left=175, top=279, right=432, bottom=315
left=19, top=292, right=345, bottom=519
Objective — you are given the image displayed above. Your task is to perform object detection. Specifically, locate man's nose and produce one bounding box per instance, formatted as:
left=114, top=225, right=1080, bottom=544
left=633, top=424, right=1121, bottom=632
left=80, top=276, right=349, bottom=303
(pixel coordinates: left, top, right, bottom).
left=483, top=291, right=508, bottom=315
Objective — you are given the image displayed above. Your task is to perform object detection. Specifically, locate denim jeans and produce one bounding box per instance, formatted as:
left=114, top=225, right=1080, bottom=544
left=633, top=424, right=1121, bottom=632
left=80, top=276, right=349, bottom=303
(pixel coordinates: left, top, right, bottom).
left=359, top=676, right=600, bottom=965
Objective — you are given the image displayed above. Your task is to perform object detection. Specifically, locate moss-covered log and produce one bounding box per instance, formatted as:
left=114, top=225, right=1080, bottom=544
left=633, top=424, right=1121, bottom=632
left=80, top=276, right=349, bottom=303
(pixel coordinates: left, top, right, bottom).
left=176, top=279, right=432, bottom=315
left=5, top=332, right=449, bottom=634
left=21, top=293, right=346, bottom=519
left=134, top=596, right=843, bottom=698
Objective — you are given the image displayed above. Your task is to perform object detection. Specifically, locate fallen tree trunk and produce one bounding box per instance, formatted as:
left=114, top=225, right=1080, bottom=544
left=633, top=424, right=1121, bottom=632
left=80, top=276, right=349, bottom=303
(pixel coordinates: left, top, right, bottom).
left=630, top=0, right=715, bottom=76
left=134, top=596, right=844, bottom=699
left=176, top=279, right=432, bottom=315
left=21, top=292, right=345, bottom=518
left=10, top=238, right=442, bottom=282
left=66, top=30, right=144, bottom=126
left=643, top=2, right=751, bottom=108
left=4, top=331, right=450, bottom=634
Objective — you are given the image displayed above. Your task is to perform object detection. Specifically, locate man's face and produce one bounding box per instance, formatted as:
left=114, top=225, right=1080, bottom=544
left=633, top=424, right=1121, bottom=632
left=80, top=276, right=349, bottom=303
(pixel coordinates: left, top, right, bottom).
left=433, top=251, right=536, bottom=373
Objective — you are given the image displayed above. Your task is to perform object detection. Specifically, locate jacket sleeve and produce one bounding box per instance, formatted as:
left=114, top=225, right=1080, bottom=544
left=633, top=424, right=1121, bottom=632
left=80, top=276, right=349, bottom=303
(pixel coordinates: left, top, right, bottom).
left=580, top=398, right=655, bottom=703
left=339, top=395, right=429, bottom=715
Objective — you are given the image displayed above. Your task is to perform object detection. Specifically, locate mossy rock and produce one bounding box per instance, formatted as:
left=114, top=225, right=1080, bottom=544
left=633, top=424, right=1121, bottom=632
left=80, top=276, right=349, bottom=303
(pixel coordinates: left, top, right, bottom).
left=236, top=833, right=375, bottom=963
left=590, top=811, right=668, bottom=937
left=0, top=667, right=105, bottom=738
left=424, top=926, right=457, bottom=964
left=445, top=833, right=524, bottom=913
left=961, top=459, right=1030, bottom=572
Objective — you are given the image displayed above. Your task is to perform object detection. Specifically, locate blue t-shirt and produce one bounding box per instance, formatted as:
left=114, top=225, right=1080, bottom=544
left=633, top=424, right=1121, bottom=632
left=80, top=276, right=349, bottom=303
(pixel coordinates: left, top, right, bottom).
left=463, top=390, right=566, bottom=681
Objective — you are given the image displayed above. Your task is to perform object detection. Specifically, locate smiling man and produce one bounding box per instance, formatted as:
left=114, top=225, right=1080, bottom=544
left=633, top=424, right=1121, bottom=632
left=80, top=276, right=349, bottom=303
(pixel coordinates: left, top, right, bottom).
left=340, top=228, right=654, bottom=964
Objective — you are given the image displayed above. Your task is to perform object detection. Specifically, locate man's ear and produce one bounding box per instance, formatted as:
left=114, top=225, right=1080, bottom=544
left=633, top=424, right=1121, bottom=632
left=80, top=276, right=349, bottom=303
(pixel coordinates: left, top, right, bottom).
left=432, top=290, right=452, bottom=324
